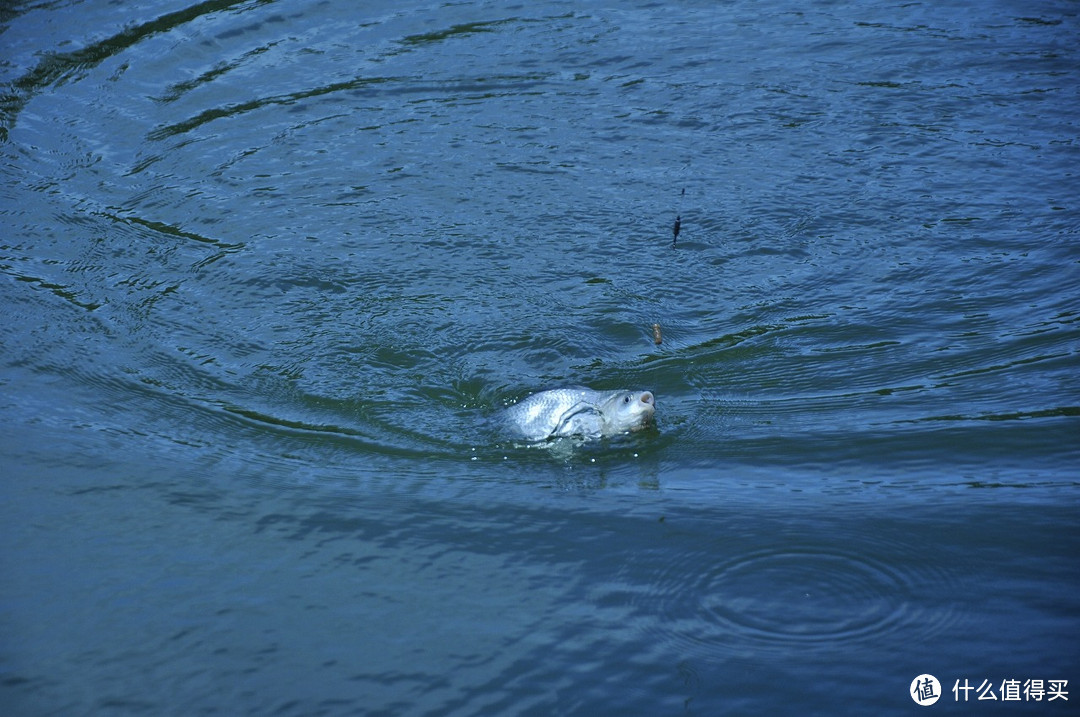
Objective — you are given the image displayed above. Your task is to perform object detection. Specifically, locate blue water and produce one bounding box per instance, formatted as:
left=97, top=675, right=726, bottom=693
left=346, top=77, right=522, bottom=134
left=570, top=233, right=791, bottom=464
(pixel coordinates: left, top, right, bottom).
left=2, top=0, right=1078, bottom=714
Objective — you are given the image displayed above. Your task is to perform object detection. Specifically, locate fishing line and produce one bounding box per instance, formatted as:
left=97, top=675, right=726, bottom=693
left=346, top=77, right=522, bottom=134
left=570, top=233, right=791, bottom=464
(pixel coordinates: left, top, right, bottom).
left=673, top=187, right=684, bottom=246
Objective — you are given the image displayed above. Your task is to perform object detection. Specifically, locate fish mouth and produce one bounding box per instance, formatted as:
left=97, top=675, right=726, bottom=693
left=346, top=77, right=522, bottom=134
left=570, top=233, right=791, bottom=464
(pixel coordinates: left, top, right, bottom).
left=634, top=391, right=656, bottom=428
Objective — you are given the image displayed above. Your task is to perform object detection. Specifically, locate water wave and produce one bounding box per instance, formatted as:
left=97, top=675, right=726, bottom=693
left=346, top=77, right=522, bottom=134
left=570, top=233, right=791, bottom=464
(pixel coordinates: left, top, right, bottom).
left=626, top=522, right=963, bottom=657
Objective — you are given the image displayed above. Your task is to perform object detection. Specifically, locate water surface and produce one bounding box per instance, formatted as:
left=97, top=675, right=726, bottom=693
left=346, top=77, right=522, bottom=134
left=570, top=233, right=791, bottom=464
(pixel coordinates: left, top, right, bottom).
left=2, top=0, right=1078, bottom=714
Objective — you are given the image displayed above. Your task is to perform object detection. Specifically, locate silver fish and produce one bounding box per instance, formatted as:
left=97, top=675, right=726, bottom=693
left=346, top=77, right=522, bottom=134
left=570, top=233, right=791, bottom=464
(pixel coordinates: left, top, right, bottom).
left=503, top=387, right=656, bottom=442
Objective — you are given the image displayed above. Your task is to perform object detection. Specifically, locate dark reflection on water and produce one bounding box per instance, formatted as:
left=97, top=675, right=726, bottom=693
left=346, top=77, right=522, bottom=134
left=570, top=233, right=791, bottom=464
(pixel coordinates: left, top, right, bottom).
left=4, top=432, right=1077, bottom=715
left=2, top=0, right=1078, bottom=713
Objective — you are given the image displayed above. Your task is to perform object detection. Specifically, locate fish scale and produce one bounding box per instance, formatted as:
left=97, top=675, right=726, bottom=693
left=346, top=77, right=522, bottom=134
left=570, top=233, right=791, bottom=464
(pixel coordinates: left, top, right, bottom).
left=503, top=387, right=656, bottom=442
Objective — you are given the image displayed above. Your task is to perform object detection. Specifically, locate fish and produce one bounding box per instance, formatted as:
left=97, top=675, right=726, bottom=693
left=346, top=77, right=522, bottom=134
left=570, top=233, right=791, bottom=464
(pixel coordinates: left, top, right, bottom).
left=503, top=387, right=656, bottom=442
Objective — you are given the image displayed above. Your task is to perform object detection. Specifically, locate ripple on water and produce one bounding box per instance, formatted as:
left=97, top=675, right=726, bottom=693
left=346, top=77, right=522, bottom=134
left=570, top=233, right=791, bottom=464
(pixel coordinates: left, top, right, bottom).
left=636, top=527, right=961, bottom=657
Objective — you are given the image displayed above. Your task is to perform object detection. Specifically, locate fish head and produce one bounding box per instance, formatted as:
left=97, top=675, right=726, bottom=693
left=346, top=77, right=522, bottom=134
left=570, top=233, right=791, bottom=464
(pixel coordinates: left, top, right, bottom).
left=599, top=390, right=656, bottom=435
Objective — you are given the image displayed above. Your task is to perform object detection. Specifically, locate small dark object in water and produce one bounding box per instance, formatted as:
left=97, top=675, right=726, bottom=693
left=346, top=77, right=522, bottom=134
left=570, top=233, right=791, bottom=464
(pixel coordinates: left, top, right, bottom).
left=672, top=215, right=681, bottom=244
left=652, top=323, right=663, bottom=345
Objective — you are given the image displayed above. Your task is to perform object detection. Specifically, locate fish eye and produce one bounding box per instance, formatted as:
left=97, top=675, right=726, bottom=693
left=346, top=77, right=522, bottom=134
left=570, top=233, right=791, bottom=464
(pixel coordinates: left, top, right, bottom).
left=623, top=395, right=631, bottom=403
